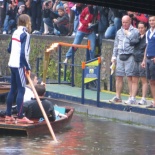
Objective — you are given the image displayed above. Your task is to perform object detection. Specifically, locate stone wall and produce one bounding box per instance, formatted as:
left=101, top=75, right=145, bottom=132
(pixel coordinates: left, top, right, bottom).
left=0, top=34, right=130, bottom=94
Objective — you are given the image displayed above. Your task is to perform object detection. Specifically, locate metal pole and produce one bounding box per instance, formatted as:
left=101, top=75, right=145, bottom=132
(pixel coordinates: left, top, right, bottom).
left=97, top=57, right=101, bottom=107
left=71, top=47, right=75, bottom=87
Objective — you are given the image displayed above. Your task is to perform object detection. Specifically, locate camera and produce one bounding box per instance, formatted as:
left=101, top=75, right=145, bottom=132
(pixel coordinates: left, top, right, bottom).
left=45, top=2, right=49, bottom=7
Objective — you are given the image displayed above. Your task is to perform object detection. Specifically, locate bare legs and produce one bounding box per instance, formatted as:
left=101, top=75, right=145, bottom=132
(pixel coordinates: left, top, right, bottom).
left=141, top=77, right=148, bottom=98
left=116, top=76, right=148, bottom=102
left=115, top=76, right=123, bottom=98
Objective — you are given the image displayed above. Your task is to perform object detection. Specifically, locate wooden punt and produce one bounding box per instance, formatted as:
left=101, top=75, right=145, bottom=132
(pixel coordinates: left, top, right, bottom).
left=0, top=106, right=74, bottom=137
left=0, top=82, right=10, bottom=94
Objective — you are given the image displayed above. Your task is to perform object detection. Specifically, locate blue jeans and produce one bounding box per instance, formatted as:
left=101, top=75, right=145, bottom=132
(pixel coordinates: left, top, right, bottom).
left=30, top=1, right=42, bottom=31
left=66, top=30, right=96, bottom=60
left=43, top=17, right=54, bottom=32
left=73, top=16, right=79, bottom=33
left=54, top=28, right=60, bottom=35
left=3, top=17, right=16, bottom=33
left=3, top=15, right=9, bottom=32
left=105, top=17, right=121, bottom=39
left=8, top=19, right=16, bottom=33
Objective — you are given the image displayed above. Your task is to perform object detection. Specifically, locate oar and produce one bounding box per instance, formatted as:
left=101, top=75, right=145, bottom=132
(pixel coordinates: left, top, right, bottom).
left=26, top=72, right=58, bottom=142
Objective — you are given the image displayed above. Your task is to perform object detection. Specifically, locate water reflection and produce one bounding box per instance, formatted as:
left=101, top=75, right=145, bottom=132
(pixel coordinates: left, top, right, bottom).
left=0, top=114, right=155, bottom=155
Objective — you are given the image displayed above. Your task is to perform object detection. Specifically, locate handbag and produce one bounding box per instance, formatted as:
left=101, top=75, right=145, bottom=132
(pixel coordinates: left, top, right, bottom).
left=119, top=54, right=132, bottom=61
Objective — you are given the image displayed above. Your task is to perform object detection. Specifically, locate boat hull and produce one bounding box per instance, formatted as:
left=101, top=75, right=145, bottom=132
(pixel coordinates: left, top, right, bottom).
left=0, top=106, right=74, bottom=137
left=0, top=82, right=10, bottom=94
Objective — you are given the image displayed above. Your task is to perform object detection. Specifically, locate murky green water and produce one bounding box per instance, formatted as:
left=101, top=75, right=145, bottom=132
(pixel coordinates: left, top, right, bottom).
left=0, top=114, right=155, bottom=155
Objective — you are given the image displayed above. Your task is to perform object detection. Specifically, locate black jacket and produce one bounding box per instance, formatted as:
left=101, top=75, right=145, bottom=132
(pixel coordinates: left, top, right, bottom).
left=23, top=98, right=56, bottom=121
left=130, top=34, right=146, bottom=62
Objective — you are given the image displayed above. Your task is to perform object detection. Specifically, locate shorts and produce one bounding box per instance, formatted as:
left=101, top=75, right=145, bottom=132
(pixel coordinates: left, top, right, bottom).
left=132, top=61, right=146, bottom=77
left=116, top=55, right=135, bottom=76
left=146, top=59, right=155, bottom=80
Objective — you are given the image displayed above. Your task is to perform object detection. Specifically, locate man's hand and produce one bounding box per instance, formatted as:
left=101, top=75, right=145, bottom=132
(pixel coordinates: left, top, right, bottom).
left=151, top=57, right=155, bottom=63
left=141, top=61, right=146, bottom=68
left=124, top=30, right=130, bottom=36
left=41, top=81, right=46, bottom=87
left=88, top=23, right=92, bottom=27
left=111, top=58, right=116, bottom=64
left=25, top=70, right=31, bottom=76
left=53, top=19, right=57, bottom=23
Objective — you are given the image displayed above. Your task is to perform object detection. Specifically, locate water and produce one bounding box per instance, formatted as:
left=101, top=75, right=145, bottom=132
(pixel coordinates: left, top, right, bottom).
left=0, top=114, right=155, bottom=155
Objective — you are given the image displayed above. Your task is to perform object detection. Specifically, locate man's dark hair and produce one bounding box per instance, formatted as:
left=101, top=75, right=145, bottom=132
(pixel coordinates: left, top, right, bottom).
left=138, top=21, right=147, bottom=28
left=26, top=72, right=37, bottom=84
left=148, top=15, right=155, bottom=18
left=35, top=84, right=46, bottom=96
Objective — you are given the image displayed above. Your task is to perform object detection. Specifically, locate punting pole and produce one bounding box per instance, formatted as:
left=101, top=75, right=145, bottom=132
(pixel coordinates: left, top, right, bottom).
left=26, top=72, right=58, bottom=142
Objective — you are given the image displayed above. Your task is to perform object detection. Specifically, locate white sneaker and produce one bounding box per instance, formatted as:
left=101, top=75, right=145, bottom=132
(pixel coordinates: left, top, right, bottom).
left=63, top=58, right=68, bottom=64
left=109, top=96, right=122, bottom=103
left=71, top=32, right=76, bottom=36
left=32, top=30, right=40, bottom=34
left=2, top=31, right=6, bottom=34
left=124, top=98, right=136, bottom=105
left=138, top=98, right=147, bottom=105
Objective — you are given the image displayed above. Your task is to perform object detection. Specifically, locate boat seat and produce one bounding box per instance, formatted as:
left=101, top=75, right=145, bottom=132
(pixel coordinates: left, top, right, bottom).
left=54, top=106, right=66, bottom=120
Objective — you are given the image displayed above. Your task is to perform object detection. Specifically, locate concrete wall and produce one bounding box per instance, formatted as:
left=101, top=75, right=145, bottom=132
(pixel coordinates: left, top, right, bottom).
left=48, top=97, right=155, bottom=128
left=0, top=34, right=140, bottom=95
left=0, top=34, right=115, bottom=88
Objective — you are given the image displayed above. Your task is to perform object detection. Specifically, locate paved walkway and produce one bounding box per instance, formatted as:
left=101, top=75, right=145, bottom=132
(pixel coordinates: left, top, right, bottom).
left=45, top=84, right=154, bottom=116
left=45, top=84, right=155, bottom=127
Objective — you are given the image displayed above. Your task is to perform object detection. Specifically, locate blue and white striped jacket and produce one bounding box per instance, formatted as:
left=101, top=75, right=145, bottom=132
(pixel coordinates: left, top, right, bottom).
left=8, top=26, right=31, bottom=70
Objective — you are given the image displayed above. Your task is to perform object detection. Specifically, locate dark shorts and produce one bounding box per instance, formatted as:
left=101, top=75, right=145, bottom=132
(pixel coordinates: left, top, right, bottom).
left=132, top=62, right=146, bottom=77
left=146, top=59, right=155, bottom=80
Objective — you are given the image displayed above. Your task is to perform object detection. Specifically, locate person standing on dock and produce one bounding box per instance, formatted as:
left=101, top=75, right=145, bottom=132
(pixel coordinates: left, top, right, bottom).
left=109, top=15, right=139, bottom=103
left=141, top=16, right=155, bottom=108
left=124, top=22, right=148, bottom=105
left=5, top=14, right=34, bottom=124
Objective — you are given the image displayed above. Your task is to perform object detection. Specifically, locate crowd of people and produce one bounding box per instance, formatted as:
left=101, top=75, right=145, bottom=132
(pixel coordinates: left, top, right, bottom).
left=0, top=1, right=155, bottom=120
left=0, top=1, right=150, bottom=62
left=110, top=15, right=155, bottom=108
left=0, top=0, right=149, bottom=37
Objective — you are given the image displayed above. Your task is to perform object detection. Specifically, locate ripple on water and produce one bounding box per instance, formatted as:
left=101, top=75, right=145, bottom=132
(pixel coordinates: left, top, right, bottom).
left=0, top=114, right=155, bottom=155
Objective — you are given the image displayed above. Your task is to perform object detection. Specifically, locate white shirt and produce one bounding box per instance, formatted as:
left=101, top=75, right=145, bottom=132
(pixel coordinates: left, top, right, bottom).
left=23, top=86, right=34, bottom=102
left=146, top=28, right=155, bottom=44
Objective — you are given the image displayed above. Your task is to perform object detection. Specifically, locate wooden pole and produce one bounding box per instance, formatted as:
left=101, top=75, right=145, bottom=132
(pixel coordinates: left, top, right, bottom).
left=43, top=52, right=50, bottom=83
left=26, top=72, right=58, bottom=142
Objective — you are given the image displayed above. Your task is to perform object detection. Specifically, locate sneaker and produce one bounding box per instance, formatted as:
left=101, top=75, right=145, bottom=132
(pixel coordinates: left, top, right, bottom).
left=124, top=98, right=136, bottom=105
left=5, top=116, right=15, bottom=121
left=109, top=96, right=122, bottom=103
left=146, top=104, right=155, bottom=108
left=2, top=31, right=6, bottom=34
left=17, top=117, right=34, bottom=124
left=32, top=30, right=37, bottom=34
left=138, top=98, right=147, bottom=105
left=71, top=32, right=76, bottom=36
left=63, top=58, right=68, bottom=64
